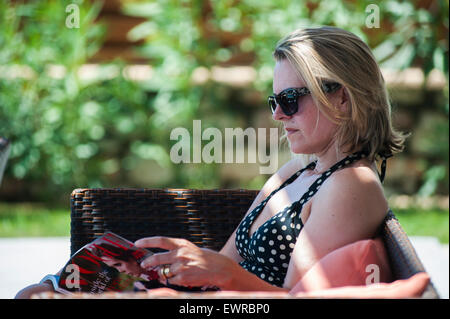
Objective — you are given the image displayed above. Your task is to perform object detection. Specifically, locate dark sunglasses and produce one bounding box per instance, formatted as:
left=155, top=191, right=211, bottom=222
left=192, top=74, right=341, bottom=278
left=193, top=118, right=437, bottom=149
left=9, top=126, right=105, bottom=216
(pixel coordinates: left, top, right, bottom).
left=268, top=82, right=342, bottom=116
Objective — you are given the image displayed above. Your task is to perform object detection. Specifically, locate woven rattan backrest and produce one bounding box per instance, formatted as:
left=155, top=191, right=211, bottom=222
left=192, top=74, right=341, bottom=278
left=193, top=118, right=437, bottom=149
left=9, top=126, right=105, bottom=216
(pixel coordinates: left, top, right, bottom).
left=70, top=188, right=439, bottom=298
left=70, top=188, right=258, bottom=254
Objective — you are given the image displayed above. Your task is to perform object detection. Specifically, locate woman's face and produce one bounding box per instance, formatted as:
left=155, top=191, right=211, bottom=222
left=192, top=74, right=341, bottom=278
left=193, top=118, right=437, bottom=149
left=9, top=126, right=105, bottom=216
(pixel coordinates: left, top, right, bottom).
left=102, top=256, right=142, bottom=278
left=272, top=59, right=340, bottom=155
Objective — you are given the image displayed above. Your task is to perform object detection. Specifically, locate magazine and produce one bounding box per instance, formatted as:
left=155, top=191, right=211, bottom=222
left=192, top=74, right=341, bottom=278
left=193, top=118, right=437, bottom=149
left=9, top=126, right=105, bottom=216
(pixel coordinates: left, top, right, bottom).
left=44, top=232, right=159, bottom=294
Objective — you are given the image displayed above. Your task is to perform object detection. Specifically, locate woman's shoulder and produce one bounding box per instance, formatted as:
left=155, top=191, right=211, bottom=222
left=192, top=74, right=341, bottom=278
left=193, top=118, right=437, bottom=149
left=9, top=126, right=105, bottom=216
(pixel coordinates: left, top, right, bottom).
left=313, top=162, right=388, bottom=220
left=326, top=162, right=384, bottom=191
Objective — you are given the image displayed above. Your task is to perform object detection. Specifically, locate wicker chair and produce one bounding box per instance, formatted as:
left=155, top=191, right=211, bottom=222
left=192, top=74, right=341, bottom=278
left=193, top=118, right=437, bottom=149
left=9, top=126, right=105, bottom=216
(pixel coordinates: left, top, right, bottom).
left=70, top=188, right=440, bottom=298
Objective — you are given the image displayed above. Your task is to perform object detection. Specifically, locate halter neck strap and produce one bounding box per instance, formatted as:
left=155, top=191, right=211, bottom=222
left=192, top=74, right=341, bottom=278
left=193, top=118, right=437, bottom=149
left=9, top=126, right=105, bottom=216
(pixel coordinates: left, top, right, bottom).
left=378, top=152, right=392, bottom=183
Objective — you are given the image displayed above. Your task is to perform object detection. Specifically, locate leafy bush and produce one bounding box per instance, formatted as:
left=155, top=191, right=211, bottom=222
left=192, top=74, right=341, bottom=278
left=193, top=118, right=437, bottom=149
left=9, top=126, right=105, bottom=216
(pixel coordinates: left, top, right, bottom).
left=123, top=0, right=449, bottom=192
left=0, top=0, right=448, bottom=203
left=0, top=1, right=158, bottom=201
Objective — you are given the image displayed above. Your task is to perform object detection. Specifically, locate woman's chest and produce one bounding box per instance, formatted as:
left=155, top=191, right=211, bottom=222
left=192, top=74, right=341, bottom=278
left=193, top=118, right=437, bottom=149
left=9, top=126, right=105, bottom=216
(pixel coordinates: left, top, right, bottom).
left=248, top=172, right=318, bottom=238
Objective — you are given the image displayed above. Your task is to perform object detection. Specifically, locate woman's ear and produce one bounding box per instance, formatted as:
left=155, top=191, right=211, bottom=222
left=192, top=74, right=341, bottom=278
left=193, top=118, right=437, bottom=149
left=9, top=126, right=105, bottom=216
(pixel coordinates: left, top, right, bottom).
left=336, top=87, right=349, bottom=113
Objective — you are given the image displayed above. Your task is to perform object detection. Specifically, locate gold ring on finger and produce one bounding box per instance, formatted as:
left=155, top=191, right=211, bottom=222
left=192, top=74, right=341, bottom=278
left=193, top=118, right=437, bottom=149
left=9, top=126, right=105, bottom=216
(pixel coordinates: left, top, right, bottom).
left=163, top=264, right=174, bottom=279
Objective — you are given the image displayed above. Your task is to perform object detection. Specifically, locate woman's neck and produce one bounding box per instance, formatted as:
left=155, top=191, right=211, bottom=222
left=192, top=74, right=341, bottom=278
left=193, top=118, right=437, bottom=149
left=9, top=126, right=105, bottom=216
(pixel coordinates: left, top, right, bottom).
left=312, top=142, right=353, bottom=174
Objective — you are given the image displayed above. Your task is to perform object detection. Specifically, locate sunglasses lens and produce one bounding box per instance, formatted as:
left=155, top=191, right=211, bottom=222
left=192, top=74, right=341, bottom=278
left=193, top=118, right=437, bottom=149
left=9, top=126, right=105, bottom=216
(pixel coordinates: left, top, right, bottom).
left=268, top=89, right=301, bottom=116
left=281, top=99, right=298, bottom=116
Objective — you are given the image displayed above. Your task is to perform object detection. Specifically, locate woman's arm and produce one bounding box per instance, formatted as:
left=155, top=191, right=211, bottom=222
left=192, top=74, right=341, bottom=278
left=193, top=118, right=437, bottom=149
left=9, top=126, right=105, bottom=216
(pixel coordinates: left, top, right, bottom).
left=15, top=269, right=64, bottom=298
left=15, top=282, right=54, bottom=299
left=136, top=236, right=289, bottom=292
left=282, top=165, right=388, bottom=289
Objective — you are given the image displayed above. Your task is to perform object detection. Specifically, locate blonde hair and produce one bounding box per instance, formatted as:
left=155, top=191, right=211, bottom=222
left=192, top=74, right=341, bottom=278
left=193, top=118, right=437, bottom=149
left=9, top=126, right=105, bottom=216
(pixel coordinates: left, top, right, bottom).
left=273, top=26, right=407, bottom=162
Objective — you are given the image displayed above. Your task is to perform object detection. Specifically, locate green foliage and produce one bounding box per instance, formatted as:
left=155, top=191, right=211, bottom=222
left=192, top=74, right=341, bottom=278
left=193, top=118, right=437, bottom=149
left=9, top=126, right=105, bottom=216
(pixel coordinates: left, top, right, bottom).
left=365, top=0, right=449, bottom=194
left=123, top=0, right=450, bottom=93
left=0, top=1, right=161, bottom=200
left=0, top=0, right=448, bottom=202
left=418, top=165, right=447, bottom=196
left=124, top=0, right=449, bottom=194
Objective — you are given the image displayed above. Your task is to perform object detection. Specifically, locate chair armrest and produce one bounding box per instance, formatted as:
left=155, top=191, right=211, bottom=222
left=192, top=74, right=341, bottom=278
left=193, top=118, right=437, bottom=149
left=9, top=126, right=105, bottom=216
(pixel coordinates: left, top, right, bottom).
left=380, top=210, right=440, bottom=298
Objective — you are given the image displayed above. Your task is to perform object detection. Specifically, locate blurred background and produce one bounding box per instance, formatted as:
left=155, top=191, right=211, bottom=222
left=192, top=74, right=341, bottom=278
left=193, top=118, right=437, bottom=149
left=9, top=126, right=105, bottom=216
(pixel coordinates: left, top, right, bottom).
left=0, top=0, right=448, bottom=296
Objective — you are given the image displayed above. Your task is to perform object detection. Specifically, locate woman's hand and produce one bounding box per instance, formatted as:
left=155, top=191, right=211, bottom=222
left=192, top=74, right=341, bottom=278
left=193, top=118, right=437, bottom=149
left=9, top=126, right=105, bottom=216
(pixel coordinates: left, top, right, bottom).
left=135, top=236, right=237, bottom=289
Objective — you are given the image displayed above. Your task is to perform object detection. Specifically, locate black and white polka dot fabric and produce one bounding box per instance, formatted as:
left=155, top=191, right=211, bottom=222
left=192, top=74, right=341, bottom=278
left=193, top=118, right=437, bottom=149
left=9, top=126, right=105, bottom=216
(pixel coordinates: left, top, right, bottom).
left=235, top=151, right=367, bottom=287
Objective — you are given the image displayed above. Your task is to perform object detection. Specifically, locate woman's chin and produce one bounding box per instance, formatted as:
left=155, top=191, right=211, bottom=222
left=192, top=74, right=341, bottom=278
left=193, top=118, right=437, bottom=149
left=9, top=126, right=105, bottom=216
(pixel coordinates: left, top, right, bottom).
left=289, top=145, right=305, bottom=154
left=288, top=140, right=306, bottom=154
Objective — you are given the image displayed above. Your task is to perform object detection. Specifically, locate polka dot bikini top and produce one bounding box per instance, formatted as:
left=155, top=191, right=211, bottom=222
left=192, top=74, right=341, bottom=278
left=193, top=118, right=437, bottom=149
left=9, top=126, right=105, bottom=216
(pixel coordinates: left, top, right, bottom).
left=235, top=151, right=370, bottom=287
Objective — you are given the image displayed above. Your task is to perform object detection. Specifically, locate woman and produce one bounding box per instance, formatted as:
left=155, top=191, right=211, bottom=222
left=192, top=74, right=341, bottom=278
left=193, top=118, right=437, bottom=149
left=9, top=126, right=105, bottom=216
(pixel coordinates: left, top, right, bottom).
left=16, top=26, right=406, bottom=298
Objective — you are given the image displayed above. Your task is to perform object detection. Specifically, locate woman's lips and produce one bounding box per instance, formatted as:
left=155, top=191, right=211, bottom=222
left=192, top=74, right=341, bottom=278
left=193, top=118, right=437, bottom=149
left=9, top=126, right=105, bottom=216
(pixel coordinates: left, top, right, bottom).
left=285, top=128, right=298, bottom=136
